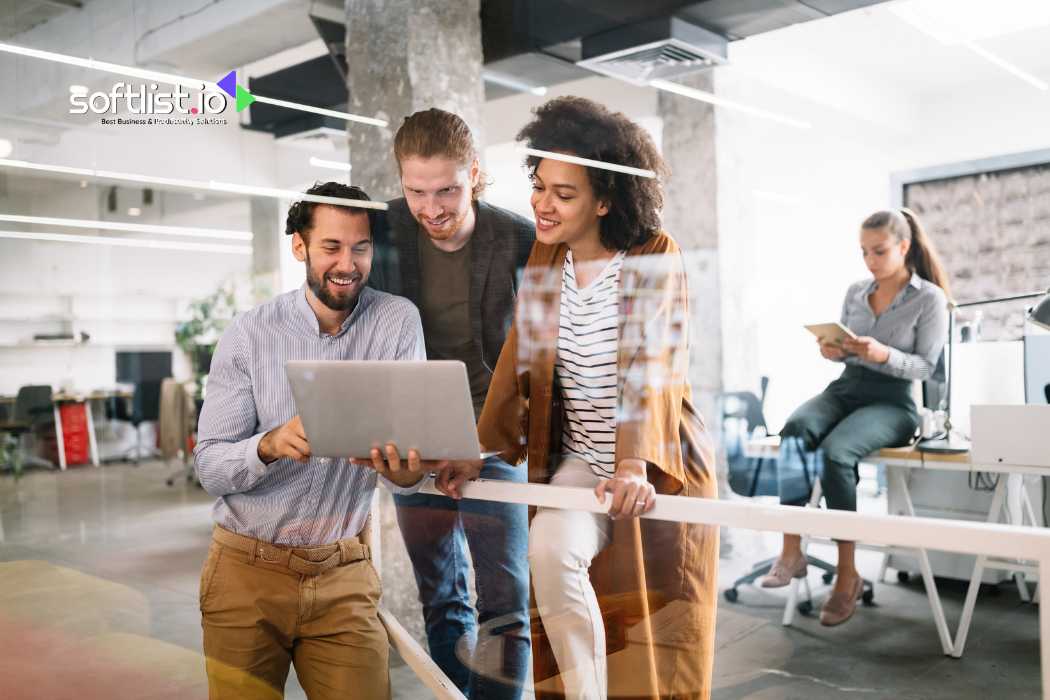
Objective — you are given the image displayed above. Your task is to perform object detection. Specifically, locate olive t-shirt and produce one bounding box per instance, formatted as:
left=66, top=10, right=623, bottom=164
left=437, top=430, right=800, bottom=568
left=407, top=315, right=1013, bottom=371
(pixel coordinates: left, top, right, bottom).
left=417, top=230, right=490, bottom=420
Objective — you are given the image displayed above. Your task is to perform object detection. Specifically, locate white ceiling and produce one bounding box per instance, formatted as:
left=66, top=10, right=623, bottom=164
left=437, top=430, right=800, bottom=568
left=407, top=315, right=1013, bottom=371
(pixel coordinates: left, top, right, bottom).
left=732, top=0, right=1050, bottom=100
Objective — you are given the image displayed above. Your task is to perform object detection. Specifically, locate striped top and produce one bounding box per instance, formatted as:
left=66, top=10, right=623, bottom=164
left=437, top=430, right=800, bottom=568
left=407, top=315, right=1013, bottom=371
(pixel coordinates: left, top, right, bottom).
left=195, top=285, right=426, bottom=546
left=555, top=250, right=625, bottom=478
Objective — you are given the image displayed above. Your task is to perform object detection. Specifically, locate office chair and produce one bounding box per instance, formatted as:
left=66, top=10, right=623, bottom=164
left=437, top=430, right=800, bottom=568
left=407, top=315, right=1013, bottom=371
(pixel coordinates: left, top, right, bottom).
left=0, top=385, right=57, bottom=473
left=721, top=384, right=851, bottom=612
left=722, top=376, right=772, bottom=497
left=158, top=379, right=198, bottom=487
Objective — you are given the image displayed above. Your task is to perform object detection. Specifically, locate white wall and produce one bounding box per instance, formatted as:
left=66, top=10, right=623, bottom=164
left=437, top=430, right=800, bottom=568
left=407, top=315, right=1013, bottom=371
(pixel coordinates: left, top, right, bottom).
left=714, top=4, right=1050, bottom=430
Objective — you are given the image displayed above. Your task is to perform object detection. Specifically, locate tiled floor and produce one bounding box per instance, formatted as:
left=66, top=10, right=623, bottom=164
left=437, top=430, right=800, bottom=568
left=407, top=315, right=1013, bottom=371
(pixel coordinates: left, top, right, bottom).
left=0, top=461, right=1040, bottom=699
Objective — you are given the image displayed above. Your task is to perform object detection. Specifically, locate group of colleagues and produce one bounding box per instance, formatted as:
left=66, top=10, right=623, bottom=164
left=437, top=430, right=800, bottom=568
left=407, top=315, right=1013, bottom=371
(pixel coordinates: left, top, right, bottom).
left=193, top=94, right=951, bottom=700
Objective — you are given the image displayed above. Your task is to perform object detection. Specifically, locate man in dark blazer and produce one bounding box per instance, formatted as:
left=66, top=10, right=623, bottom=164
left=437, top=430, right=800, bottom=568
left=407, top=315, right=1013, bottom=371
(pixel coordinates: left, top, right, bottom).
left=368, top=108, right=534, bottom=700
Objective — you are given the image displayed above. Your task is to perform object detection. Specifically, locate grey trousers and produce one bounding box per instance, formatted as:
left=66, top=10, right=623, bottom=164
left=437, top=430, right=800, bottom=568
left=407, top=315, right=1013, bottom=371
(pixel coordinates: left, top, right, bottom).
left=780, top=365, right=919, bottom=512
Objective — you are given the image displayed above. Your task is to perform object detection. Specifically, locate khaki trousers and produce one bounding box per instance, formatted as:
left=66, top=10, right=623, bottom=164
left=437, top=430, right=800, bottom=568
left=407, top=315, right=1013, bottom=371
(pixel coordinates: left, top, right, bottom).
left=200, top=526, right=388, bottom=700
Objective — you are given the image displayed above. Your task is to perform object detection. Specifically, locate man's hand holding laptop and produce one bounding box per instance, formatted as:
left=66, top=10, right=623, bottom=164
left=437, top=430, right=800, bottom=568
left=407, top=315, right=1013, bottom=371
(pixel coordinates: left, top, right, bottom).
left=258, top=416, right=312, bottom=464
left=260, top=417, right=446, bottom=489
left=353, top=443, right=450, bottom=488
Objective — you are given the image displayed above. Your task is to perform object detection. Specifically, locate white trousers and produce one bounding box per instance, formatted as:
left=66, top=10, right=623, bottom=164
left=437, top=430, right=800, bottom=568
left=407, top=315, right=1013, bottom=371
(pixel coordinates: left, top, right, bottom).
left=528, top=456, right=612, bottom=700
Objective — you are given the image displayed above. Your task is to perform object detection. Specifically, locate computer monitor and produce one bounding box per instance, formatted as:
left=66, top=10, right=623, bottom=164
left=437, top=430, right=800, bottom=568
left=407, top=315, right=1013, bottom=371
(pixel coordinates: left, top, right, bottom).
left=951, top=340, right=1026, bottom=436
left=115, top=351, right=172, bottom=383
left=1025, top=334, right=1050, bottom=405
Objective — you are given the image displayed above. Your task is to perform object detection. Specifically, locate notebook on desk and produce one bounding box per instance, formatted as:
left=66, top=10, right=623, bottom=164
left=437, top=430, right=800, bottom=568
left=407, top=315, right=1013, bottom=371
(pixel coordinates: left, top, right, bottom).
left=969, top=405, right=1050, bottom=468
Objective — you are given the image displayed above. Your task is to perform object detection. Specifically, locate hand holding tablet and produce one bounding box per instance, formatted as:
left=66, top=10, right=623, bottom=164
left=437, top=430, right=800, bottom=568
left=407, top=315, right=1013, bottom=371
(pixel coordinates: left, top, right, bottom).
left=804, top=321, right=857, bottom=346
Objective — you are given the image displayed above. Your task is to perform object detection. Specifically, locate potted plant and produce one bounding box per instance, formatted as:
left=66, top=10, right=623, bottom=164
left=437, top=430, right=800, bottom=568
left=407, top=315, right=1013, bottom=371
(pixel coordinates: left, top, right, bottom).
left=175, top=283, right=237, bottom=399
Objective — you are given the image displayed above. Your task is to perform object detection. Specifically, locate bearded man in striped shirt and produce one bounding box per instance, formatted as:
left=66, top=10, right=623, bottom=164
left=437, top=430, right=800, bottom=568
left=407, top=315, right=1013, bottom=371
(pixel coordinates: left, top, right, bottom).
left=194, top=182, right=443, bottom=700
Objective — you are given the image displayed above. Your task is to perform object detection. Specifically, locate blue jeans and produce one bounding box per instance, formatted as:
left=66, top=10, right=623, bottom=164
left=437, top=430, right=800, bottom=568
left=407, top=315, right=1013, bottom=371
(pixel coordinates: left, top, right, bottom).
left=393, top=457, right=531, bottom=699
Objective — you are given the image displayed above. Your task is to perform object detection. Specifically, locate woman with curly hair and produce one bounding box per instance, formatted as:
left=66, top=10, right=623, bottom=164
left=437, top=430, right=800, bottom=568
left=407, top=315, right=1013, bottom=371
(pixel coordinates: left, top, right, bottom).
left=439, top=96, right=719, bottom=699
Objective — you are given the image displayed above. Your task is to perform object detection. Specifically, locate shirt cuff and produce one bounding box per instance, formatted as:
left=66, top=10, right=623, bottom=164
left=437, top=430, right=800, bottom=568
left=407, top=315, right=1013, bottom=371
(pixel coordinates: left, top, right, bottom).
left=883, top=347, right=906, bottom=377
left=245, top=432, right=268, bottom=476
left=380, top=473, right=430, bottom=496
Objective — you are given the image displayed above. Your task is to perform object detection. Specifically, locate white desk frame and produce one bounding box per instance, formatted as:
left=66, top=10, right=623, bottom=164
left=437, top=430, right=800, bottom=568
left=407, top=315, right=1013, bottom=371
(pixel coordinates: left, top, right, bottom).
left=745, top=437, right=1047, bottom=658
left=877, top=451, right=1043, bottom=657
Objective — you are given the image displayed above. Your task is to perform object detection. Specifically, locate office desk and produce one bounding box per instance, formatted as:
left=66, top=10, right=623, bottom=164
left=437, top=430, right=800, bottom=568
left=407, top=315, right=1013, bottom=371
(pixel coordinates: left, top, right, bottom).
left=745, top=435, right=1045, bottom=657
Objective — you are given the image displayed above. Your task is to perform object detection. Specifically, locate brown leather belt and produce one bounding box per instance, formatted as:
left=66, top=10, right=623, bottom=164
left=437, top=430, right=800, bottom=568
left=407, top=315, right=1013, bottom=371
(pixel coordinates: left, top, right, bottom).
left=212, top=525, right=370, bottom=577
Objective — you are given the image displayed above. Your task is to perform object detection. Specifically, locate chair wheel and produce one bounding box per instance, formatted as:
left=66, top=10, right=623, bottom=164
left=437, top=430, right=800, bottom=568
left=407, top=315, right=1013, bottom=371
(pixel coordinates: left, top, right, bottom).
left=797, top=600, right=813, bottom=615
left=862, top=589, right=875, bottom=605
left=723, top=588, right=739, bottom=603
left=897, top=571, right=910, bottom=584
left=822, top=573, right=834, bottom=584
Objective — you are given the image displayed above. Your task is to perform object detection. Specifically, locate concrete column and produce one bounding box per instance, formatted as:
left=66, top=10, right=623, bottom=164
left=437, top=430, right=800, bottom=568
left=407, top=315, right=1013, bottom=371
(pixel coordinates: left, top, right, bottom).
left=345, top=0, right=486, bottom=646
left=345, top=0, right=485, bottom=201
left=658, top=71, right=723, bottom=424
left=250, top=196, right=282, bottom=304
left=661, top=73, right=746, bottom=559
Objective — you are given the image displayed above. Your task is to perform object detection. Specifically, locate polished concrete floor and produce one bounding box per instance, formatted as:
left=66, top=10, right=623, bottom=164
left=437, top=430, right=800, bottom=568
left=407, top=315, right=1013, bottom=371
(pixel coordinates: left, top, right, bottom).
left=0, top=461, right=1040, bottom=699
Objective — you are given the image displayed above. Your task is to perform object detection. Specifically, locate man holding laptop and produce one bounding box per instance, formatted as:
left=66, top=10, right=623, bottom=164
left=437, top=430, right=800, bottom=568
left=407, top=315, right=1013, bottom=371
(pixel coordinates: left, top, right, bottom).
left=369, top=108, right=534, bottom=698
left=194, top=182, right=439, bottom=700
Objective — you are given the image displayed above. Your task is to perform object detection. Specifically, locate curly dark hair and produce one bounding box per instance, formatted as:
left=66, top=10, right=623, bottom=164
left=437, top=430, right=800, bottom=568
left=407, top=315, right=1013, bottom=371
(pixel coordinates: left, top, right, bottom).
left=516, top=96, right=669, bottom=251
left=285, top=181, right=376, bottom=242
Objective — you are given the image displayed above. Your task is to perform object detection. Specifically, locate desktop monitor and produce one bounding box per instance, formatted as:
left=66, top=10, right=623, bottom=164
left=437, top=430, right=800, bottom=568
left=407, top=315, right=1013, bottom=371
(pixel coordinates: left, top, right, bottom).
left=116, top=351, right=172, bottom=383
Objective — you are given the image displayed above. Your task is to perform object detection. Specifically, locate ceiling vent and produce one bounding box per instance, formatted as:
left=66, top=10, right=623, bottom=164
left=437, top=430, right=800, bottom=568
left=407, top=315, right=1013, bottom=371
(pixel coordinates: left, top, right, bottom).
left=576, top=16, right=727, bottom=86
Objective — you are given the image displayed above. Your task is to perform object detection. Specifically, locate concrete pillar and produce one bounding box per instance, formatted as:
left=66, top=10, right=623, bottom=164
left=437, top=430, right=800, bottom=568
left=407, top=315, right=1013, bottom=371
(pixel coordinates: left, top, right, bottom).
left=345, top=0, right=485, bottom=201
left=250, top=196, right=282, bottom=304
left=658, top=71, right=722, bottom=424
left=345, top=0, right=486, bottom=646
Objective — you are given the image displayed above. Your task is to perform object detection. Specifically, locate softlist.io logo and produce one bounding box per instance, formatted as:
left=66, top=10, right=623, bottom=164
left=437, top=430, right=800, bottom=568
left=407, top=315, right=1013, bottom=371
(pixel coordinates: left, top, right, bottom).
left=69, top=69, right=256, bottom=116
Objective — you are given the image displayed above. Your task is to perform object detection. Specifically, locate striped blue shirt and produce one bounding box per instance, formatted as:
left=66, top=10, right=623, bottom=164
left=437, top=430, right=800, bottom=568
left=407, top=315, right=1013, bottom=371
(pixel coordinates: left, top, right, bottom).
left=195, top=285, right=425, bottom=546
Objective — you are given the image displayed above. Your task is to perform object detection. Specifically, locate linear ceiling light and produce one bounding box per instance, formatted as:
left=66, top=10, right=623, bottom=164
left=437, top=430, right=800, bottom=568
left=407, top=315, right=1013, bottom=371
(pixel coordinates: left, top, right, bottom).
left=482, top=70, right=548, bottom=96
left=309, top=156, right=353, bottom=172
left=960, top=42, right=1048, bottom=91
left=889, top=3, right=1049, bottom=91
left=521, top=148, right=656, bottom=178
left=0, top=230, right=251, bottom=255
left=0, top=42, right=389, bottom=127
left=649, top=78, right=813, bottom=129
left=0, top=159, right=388, bottom=211
left=0, top=214, right=253, bottom=240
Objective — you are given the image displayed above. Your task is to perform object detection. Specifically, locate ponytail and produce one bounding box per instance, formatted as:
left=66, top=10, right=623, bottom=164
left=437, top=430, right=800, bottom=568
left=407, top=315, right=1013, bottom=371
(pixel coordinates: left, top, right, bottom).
left=899, top=207, right=952, bottom=300
left=861, top=208, right=952, bottom=300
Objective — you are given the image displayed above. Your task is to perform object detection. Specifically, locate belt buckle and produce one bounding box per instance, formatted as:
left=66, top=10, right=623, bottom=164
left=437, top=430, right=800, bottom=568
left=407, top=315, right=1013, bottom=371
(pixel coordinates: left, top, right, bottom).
left=257, top=544, right=284, bottom=564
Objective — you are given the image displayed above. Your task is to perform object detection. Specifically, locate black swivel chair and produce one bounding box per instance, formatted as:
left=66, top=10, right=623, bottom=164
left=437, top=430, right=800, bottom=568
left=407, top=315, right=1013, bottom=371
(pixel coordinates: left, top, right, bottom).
left=0, top=385, right=57, bottom=473
left=721, top=377, right=847, bottom=612
left=722, top=376, right=772, bottom=497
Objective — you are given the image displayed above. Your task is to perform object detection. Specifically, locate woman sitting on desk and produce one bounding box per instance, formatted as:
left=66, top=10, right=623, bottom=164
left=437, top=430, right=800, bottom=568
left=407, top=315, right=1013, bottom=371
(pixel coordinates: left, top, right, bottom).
left=759, top=208, right=951, bottom=626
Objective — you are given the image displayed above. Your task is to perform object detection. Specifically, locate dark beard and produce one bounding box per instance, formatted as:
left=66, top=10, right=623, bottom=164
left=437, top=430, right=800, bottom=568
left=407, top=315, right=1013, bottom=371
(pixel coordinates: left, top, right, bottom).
left=305, top=252, right=361, bottom=312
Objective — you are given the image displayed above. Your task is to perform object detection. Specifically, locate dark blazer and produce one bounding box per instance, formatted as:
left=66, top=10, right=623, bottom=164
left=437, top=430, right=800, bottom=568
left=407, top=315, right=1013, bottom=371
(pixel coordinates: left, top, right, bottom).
left=368, top=198, right=535, bottom=371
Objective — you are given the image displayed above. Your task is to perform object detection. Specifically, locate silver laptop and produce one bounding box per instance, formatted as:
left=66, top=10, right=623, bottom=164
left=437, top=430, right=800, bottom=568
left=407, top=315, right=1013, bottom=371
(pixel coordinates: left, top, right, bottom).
left=285, top=360, right=484, bottom=460
left=970, top=404, right=1050, bottom=468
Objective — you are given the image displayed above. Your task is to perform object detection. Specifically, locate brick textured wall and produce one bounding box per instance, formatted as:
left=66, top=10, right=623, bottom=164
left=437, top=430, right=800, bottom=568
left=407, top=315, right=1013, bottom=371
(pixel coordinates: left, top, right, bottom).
left=905, top=164, right=1050, bottom=339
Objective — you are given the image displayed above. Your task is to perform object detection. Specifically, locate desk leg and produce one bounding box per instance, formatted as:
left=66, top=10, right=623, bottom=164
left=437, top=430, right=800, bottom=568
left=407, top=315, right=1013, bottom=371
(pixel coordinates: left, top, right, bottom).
left=1007, top=475, right=1032, bottom=601
left=85, top=401, right=99, bottom=468
left=892, top=467, right=953, bottom=655
left=952, top=477, right=1008, bottom=658
left=52, top=405, right=66, bottom=471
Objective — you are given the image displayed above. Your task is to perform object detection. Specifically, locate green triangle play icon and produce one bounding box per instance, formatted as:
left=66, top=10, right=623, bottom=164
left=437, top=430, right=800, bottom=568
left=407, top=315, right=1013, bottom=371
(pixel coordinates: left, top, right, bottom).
left=235, top=84, right=256, bottom=112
